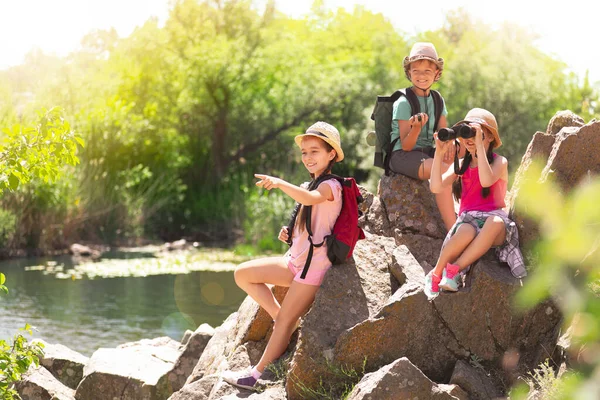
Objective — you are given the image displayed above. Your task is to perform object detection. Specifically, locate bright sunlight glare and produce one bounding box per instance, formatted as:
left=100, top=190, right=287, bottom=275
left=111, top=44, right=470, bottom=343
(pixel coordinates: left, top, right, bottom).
left=1, top=0, right=598, bottom=82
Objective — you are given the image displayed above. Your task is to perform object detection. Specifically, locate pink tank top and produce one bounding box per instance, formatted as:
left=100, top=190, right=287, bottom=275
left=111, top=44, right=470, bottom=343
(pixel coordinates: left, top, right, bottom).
left=286, top=179, right=342, bottom=271
left=458, top=156, right=507, bottom=215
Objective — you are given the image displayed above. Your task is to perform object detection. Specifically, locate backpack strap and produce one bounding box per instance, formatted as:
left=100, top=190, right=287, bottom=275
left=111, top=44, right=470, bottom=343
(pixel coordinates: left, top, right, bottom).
left=383, top=88, right=421, bottom=176
left=300, top=174, right=339, bottom=279
left=431, top=89, right=444, bottom=133
left=404, top=87, right=421, bottom=116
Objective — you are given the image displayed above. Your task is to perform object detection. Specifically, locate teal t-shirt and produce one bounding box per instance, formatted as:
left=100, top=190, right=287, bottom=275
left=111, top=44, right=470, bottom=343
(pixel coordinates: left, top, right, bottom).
left=391, top=93, right=448, bottom=151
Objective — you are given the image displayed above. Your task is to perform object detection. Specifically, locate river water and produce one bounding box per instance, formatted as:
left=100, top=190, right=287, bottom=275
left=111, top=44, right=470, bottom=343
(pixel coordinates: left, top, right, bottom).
left=0, top=251, right=247, bottom=356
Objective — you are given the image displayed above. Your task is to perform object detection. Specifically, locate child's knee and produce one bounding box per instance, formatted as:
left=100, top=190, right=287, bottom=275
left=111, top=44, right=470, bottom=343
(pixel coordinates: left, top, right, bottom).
left=233, top=264, right=248, bottom=285
left=486, top=216, right=505, bottom=231
left=456, top=223, right=476, bottom=238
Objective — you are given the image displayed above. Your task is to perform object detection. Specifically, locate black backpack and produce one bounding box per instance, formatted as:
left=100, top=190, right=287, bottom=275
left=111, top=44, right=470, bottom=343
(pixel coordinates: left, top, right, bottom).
left=369, top=87, right=444, bottom=176
left=286, top=174, right=365, bottom=280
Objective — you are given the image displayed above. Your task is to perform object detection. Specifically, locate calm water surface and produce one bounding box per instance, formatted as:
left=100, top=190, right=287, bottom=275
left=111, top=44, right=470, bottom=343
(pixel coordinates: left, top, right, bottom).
left=0, top=252, right=246, bottom=356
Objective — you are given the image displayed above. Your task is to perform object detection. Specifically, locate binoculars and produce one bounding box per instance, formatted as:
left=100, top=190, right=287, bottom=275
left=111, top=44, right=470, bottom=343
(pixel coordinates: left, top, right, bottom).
left=437, top=124, right=476, bottom=142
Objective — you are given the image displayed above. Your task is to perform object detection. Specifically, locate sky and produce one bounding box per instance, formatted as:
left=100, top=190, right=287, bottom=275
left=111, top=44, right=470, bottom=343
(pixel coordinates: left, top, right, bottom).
left=1, top=0, right=597, bottom=82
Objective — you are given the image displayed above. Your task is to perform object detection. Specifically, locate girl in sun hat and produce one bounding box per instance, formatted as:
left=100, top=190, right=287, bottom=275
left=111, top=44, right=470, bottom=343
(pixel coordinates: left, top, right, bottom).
left=426, top=108, right=526, bottom=299
left=223, top=121, right=343, bottom=390
left=389, top=42, right=459, bottom=231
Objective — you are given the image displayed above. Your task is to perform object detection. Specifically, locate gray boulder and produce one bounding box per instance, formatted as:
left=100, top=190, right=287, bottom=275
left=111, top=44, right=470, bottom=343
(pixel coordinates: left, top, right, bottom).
left=35, top=339, right=89, bottom=390
left=16, top=366, right=76, bottom=400
left=75, top=337, right=181, bottom=400
left=546, top=110, right=585, bottom=136
left=347, top=357, right=467, bottom=400
left=286, top=235, right=396, bottom=399
left=450, top=360, right=503, bottom=400
left=334, top=260, right=562, bottom=386
left=167, top=323, right=215, bottom=393
left=510, top=115, right=600, bottom=251
left=378, top=173, right=447, bottom=239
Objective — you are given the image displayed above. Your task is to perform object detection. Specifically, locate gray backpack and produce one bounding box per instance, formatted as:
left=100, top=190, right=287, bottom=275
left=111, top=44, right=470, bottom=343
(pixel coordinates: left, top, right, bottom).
left=368, top=87, right=443, bottom=175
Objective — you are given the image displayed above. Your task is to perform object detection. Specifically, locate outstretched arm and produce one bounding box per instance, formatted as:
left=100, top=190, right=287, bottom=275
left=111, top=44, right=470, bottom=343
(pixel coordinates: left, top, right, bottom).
left=254, top=174, right=333, bottom=205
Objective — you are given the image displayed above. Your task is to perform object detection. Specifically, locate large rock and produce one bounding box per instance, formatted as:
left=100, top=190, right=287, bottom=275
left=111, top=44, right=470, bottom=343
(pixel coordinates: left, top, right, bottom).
left=450, top=360, right=503, bottom=400
left=75, top=337, right=181, bottom=400
left=541, top=122, right=600, bottom=191
left=334, top=283, right=463, bottom=382
left=168, top=374, right=219, bottom=400
left=285, top=235, right=396, bottom=399
left=16, top=366, right=76, bottom=400
left=546, top=110, right=584, bottom=136
left=389, top=245, right=427, bottom=288
left=394, top=230, right=443, bottom=267
left=334, top=260, right=562, bottom=387
left=358, top=186, right=391, bottom=236
left=510, top=115, right=600, bottom=250
left=347, top=357, right=467, bottom=400
left=167, top=323, right=215, bottom=393
left=507, top=130, right=557, bottom=249
left=179, top=285, right=287, bottom=388
left=378, top=174, right=447, bottom=239
left=35, top=340, right=89, bottom=390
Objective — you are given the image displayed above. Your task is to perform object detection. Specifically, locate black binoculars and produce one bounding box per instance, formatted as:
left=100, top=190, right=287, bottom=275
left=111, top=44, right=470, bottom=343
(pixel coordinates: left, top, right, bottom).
left=437, top=124, right=476, bottom=142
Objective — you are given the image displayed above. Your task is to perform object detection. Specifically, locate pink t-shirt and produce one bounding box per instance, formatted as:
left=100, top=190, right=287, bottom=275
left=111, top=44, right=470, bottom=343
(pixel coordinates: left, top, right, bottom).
left=458, top=156, right=507, bottom=215
left=285, top=179, right=342, bottom=272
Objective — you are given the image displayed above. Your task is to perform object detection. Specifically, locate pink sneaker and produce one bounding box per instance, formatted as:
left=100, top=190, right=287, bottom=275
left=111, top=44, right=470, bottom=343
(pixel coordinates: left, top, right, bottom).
left=431, top=273, right=441, bottom=292
left=440, top=263, right=461, bottom=292
left=445, top=263, right=460, bottom=280
left=425, top=271, right=442, bottom=299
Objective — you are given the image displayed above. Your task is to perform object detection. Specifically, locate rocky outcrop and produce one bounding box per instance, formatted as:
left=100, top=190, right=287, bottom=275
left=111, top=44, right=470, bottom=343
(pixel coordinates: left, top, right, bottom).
left=167, top=323, right=215, bottom=393
left=510, top=113, right=600, bottom=250
left=24, top=111, right=590, bottom=400
left=35, top=340, right=89, bottom=390
left=16, top=366, right=76, bottom=400
left=347, top=357, right=468, bottom=400
left=546, top=110, right=584, bottom=136
left=285, top=235, right=396, bottom=399
left=360, top=174, right=446, bottom=239
left=76, top=337, right=182, bottom=400
left=450, top=360, right=503, bottom=400
left=333, top=260, right=561, bottom=387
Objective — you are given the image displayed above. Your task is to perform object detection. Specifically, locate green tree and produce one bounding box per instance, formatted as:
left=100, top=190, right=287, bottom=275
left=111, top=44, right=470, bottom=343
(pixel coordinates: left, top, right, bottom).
left=0, top=273, right=45, bottom=400
left=0, top=109, right=80, bottom=398
left=429, top=11, right=582, bottom=167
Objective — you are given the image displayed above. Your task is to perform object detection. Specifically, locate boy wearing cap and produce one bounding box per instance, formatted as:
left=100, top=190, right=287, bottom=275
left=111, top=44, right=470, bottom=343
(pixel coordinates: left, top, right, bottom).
left=389, top=42, right=456, bottom=230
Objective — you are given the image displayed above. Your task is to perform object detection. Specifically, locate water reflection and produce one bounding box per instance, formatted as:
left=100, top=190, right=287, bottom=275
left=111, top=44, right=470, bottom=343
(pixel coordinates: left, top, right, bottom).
left=0, top=254, right=246, bottom=356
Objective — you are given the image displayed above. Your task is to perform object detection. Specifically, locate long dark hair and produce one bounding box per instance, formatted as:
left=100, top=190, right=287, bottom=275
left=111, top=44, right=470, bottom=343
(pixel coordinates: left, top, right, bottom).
left=452, top=140, right=495, bottom=202
left=296, top=140, right=336, bottom=232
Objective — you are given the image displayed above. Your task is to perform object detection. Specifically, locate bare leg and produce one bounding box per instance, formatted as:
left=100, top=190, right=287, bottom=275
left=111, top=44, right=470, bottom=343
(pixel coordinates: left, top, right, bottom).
left=234, top=257, right=295, bottom=320
left=419, top=158, right=456, bottom=231
left=453, top=216, right=507, bottom=269
left=432, top=224, right=476, bottom=277
left=255, top=281, right=320, bottom=373
left=435, top=188, right=457, bottom=231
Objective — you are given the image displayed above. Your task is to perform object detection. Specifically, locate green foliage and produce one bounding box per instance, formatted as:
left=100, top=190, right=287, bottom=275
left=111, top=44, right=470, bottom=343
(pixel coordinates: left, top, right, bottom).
left=430, top=10, right=586, bottom=168
left=0, top=107, right=83, bottom=193
left=514, top=161, right=600, bottom=398
left=0, top=2, right=598, bottom=252
left=0, top=275, right=45, bottom=399
left=0, top=273, right=7, bottom=295
left=243, top=186, right=293, bottom=253
left=0, top=209, right=16, bottom=249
